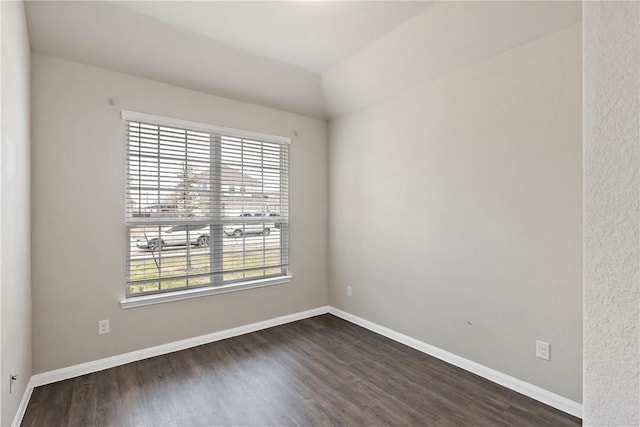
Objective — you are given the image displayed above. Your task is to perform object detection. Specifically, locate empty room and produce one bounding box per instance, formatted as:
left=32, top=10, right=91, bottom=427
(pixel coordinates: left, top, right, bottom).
left=1, top=1, right=638, bottom=426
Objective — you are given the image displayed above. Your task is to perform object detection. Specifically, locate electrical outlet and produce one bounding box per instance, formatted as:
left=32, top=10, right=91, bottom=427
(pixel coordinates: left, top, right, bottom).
left=536, top=340, right=550, bottom=360
left=347, top=286, right=352, bottom=297
left=98, top=319, right=110, bottom=335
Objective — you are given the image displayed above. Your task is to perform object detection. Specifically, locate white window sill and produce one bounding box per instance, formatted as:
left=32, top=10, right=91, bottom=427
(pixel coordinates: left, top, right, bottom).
left=121, top=276, right=292, bottom=309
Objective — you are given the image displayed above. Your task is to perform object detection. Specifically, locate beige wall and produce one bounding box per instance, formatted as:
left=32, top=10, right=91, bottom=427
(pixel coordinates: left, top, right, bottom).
left=1, top=1, right=32, bottom=424
left=329, top=24, right=582, bottom=402
left=583, top=2, right=640, bottom=425
left=31, top=53, right=328, bottom=373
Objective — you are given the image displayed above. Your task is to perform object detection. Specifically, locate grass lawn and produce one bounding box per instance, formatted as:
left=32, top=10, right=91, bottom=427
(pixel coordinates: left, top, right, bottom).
left=128, top=247, right=282, bottom=295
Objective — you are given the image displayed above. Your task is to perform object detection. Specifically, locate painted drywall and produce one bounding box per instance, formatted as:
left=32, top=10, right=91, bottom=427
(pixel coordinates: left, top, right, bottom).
left=329, top=24, right=582, bottom=402
left=1, top=1, right=32, bottom=425
left=322, top=1, right=581, bottom=119
left=583, top=2, right=640, bottom=425
left=31, top=53, right=328, bottom=373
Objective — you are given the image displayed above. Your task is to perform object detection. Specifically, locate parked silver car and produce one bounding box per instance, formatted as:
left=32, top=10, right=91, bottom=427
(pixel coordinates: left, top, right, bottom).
left=223, top=223, right=271, bottom=238
left=223, top=212, right=279, bottom=237
left=136, top=225, right=210, bottom=251
left=136, top=213, right=280, bottom=250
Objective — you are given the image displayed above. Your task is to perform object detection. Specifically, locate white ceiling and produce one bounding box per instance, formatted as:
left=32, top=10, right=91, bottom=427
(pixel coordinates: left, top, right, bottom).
left=115, top=1, right=429, bottom=74
left=24, top=1, right=580, bottom=120
left=24, top=1, right=428, bottom=119
left=323, top=1, right=582, bottom=117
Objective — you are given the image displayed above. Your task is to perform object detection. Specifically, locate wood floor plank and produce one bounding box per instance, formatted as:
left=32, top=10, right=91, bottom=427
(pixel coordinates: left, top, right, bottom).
left=21, top=314, right=581, bottom=426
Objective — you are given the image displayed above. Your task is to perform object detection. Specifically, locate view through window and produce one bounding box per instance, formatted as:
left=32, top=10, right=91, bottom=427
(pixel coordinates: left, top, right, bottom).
left=125, top=112, right=290, bottom=297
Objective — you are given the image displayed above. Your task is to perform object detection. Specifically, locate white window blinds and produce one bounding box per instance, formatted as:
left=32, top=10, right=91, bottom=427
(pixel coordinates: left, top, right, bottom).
left=124, top=111, right=290, bottom=297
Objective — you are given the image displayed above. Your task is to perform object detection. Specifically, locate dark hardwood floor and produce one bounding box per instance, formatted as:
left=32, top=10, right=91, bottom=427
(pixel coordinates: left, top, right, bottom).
left=22, top=314, right=581, bottom=426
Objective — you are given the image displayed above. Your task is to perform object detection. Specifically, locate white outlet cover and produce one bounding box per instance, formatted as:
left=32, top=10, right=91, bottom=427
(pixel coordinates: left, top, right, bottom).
left=536, top=340, right=550, bottom=360
left=98, top=319, right=110, bottom=335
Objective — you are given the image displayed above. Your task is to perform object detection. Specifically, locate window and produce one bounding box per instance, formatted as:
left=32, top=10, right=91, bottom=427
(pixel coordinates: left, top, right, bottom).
left=124, top=111, right=290, bottom=303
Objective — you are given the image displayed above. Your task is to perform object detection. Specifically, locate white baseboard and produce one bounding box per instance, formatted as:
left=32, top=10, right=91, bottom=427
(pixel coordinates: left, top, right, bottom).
left=31, top=306, right=330, bottom=388
left=328, top=307, right=583, bottom=419
left=11, top=377, right=35, bottom=427
left=13, top=306, right=330, bottom=426
left=14, top=304, right=582, bottom=424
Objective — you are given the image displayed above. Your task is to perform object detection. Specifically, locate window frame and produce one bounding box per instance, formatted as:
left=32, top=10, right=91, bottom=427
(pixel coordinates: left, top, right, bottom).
left=121, top=110, right=291, bottom=309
